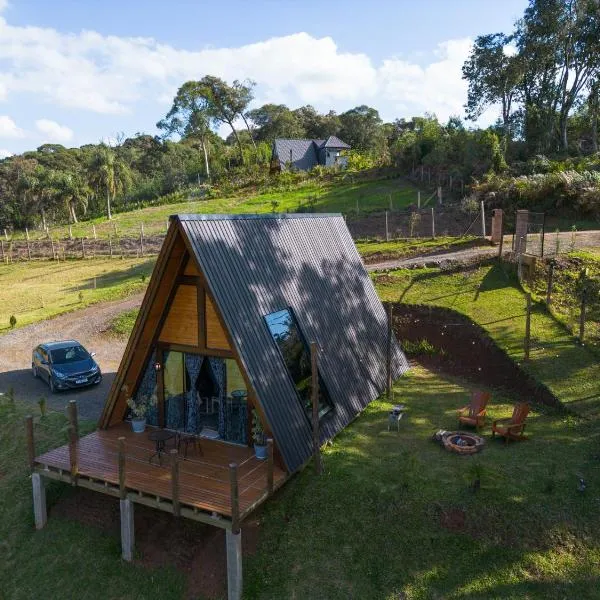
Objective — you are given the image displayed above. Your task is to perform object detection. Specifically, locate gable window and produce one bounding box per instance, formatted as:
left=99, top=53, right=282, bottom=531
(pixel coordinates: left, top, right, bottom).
left=264, top=308, right=332, bottom=419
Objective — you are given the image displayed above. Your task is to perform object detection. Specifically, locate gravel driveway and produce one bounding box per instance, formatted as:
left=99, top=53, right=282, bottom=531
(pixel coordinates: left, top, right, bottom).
left=0, top=294, right=143, bottom=421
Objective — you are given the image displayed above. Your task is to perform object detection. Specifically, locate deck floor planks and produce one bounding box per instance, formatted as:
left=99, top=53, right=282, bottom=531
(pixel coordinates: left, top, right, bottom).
left=35, top=423, right=286, bottom=517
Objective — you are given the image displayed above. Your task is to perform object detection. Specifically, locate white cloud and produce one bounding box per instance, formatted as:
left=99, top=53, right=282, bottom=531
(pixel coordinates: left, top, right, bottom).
left=0, top=148, right=12, bottom=159
left=0, top=1, right=8, bottom=14
left=35, top=118, right=74, bottom=143
left=0, top=115, right=24, bottom=138
left=0, top=10, right=480, bottom=134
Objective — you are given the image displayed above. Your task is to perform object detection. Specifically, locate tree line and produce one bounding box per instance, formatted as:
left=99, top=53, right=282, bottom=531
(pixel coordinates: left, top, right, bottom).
left=2, top=0, right=600, bottom=230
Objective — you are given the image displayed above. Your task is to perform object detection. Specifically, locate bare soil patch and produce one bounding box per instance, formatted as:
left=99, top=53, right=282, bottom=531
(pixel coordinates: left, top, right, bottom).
left=51, top=487, right=262, bottom=600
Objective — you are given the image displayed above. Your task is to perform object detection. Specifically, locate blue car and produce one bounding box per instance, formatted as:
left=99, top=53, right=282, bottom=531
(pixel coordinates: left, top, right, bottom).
left=32, top=340, right=102, bottom=393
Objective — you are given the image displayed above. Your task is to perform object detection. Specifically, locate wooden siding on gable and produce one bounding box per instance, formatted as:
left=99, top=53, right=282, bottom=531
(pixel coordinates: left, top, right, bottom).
left=159, top=284, right=199, bottom=346
left=206, top=294, right=230, bottom=350
left=183, top=257, right=201, bottom=276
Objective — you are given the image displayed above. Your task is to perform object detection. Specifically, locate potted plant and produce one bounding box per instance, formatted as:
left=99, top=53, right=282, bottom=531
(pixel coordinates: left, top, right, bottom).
left=252, top=409, right=268, bottom=460
left=126, top=394, right=156, bottom=433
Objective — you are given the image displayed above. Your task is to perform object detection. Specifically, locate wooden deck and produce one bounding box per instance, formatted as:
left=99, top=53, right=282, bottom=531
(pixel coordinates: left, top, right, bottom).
left=34, top=423, right=287, bottom=524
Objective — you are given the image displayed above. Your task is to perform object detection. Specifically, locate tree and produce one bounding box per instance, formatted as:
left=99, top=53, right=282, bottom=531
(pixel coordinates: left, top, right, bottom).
left=293, top=106, right=340, bottom=139
left=462, top=33, right=521, bottom=153
left=515, top=0, right=600, bottom=152
left=51, top=170, right=89, bottom=223
left=157, top=81, right=214, bottom=180
left=198, top=76, right=249, bottom=163
left=246, top=104, right=305, bottom=141
left=88, top=145, right=131, bottom=220
left=339, top=105, right=384, bottom=151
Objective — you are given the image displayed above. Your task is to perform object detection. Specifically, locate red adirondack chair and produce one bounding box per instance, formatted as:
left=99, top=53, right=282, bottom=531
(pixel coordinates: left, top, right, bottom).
left=457, top=391, right=490, bottom=431
left=492, top=402, right=530, bottom=445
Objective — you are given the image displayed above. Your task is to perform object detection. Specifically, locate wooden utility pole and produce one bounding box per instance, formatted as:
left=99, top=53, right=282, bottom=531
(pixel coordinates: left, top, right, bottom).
left=310, top=342, right=322, bottom=475
left=524, top=293, right=532, bottom=361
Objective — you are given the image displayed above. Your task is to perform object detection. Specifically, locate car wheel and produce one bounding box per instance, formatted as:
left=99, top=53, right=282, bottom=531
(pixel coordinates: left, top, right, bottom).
left=48, top=377, right=55, bottom=394
left=32, top=364, right=38, bottom=379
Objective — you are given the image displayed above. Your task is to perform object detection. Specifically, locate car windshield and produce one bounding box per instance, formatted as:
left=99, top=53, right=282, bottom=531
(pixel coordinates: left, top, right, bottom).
left=50, top=346, right=89, bottom=365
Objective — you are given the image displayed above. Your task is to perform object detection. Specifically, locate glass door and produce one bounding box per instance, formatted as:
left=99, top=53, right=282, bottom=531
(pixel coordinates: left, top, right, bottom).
left=164, top=350, right=185, bottom=430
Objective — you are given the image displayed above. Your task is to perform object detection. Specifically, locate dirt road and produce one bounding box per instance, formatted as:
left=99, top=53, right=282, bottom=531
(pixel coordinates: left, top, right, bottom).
left=0, top=294, right=144, bottom=421
left=366, top=230, right=600, bottom=271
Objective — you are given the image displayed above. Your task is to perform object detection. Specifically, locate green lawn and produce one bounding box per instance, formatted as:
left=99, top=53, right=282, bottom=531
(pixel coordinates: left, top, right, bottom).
left=375, top=263, right=600, bottom=417
left=5, top=368, right=598, bottom=599
left=0, top=258, right=152, bottom=332
left=12, top=177, right=421, bottom=241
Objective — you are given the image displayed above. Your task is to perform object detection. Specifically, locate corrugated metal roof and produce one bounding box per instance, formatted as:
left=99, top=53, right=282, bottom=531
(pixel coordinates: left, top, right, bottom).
left=322, top=135, right=351, bottom=149
left=177, top=213, right=409, bottom=472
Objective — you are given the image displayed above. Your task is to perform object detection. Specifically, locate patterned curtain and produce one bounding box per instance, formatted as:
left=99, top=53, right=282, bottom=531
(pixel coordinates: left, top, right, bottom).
left=184, top=353, right=203, bottom=433
left=135, top=351, right=158, bottom=426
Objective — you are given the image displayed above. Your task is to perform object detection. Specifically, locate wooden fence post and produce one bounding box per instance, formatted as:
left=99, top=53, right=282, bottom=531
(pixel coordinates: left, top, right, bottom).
left=579, top=269, right=587, bottom=343
left=118, top=437, right=127, bottom=498
left=498, top=230, right=504, bottom=262
left=431, top=208, right=436, bottom=239
left=26, top=238, right=31, bottom=261
left=140, top=223, right=144, bottom=257
left=109, top=234, right=113, bottom=259
left=524, top=293, right=532, bottom=361
left=437, top=186, right=442, bottom=205
left=92, top=224, right=97, bottom=240
left=385, top=211, right=389, bottom=242
left=1, top=239, right=5, bottom=263
left=229, top=463, right=240, bottom=533
left=310, top=342, right=322, bottom=475
left=170, top=449, right=180, bottom=517
left=266, top=438, right=274, bottom=495
left=81, top=238, right=85, bottom=258
left=387, top=303, right=393, bottom=402
left=480, top=201, right=486, bottom=238
left=546, top=262, right=554, bottom=306
left=69, top=225, right=73, bottom=240
left=26, top=415, right=35, bottom=471
left=417, top=191, right=421, bottom=209
left=50, top=237, right=56, bottom=260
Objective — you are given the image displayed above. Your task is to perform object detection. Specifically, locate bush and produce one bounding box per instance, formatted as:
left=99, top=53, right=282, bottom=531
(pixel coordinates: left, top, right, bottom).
left=9, top=315, right=16, bottom=328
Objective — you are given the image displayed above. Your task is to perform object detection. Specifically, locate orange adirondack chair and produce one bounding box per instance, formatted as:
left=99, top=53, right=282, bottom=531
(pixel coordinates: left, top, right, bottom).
left=457, top=391, right=490, bottom=431
left=492, top=402, right=530, bottom=445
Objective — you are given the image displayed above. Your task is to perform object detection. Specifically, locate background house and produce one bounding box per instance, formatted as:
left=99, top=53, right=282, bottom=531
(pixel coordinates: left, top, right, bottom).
left=271, top=136, right=351, bottom=172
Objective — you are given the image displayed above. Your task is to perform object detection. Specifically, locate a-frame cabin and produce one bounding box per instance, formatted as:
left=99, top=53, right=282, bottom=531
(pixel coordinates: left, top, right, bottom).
left=30, top=213, right=408, bottom=600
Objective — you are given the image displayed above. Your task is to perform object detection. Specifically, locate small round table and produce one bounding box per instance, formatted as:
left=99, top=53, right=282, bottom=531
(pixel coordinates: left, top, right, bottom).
left=148, top=429, right=175, bottom=465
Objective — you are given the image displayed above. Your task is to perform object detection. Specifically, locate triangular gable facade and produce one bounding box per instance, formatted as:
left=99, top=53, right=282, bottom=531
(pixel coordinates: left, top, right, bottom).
left=101, top=214, right=409, bottom=472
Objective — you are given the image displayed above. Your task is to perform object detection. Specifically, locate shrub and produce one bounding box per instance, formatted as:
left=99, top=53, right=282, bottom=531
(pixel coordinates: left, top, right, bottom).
left=9, top=315, right=16, bottom=328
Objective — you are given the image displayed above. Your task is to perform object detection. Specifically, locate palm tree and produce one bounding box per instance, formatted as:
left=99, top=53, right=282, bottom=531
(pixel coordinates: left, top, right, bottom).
left=88, top=145, right=132, bottom=220
left=52, top=171, right=89, bottom=223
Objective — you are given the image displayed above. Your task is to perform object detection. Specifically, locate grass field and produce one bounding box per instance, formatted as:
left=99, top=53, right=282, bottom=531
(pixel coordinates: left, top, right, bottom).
left=375, top=263, right=600, bottom=416
left=3, top=367, right=599, bottom=599
left=12, top=177, right=421, bottom=241
left=0, top=258, right=152, bottom=332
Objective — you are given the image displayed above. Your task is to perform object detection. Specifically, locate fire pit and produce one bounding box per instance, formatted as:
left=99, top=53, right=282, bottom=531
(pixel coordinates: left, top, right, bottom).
left=433, top=430, right=484, bottom=455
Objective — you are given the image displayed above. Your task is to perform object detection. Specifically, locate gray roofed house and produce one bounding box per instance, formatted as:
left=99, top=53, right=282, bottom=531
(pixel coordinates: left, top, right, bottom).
left=271, top=136, right=351, bottom=172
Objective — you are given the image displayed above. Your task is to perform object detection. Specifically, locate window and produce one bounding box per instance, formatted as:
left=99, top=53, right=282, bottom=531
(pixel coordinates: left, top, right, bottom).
left=264, top=308, right=332, bottom=419
left=50, top=345, right=89, bottom=364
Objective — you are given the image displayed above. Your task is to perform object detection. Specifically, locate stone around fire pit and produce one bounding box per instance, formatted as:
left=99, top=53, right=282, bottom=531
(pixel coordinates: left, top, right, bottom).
left=437, top=431, right=484, bottom=455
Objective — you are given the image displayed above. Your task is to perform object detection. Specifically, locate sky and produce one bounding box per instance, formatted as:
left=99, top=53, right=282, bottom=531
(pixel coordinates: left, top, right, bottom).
left=0, top=0, right=529, bottom=158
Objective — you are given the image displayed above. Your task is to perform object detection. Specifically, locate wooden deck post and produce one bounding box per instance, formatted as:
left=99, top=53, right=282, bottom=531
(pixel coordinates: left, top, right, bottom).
left=226, top=528, right=243, bottom=600
left=25, top=415, right=35, bottom=471
left=68, top=399, right=79, bottom=439
left=229, top=463, right=240, bottom=534
left=266, top=438, right=274, bottom=495
left=31, top=472, right=47, bottom=530
left=170, top=449, right=180, bottom=517
left=118, top=437, right=126, bottom=499
left=68, top=425, right=78, bottom=484
left=386, top=303, right=393, bottom=402
left=311, top=342, right=322, bottom=475
left=118, top=435, right=134, bottom=561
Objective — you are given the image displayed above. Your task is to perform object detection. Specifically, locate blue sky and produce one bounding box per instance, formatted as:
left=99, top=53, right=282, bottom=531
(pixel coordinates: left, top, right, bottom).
left=0, top=0, right=528, bottom=157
